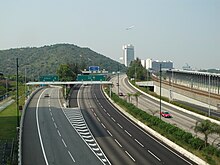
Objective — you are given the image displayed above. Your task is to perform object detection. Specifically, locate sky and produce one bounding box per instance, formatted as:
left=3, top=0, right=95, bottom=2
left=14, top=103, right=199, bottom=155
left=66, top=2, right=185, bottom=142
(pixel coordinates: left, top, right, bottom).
left=0, top=0, right=219, bottom=69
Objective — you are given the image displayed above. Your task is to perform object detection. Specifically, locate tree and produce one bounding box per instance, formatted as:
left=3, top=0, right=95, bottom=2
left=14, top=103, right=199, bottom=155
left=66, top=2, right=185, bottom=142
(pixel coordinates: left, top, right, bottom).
left=194, top=120, right=215, bottom=147
left=133, top=91, right=141, bottom=107
left=56, top=64, right=74, bottom=81
left=211, top=124, right=220, bottom=146
left=126, top=58, right=149, bottom=81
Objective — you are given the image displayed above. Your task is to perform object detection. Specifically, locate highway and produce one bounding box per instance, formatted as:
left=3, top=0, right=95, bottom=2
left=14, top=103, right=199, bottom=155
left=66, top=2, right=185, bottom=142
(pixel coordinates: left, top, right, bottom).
left=22, top=87, right=105, bottom=165
left=74, top=84, right=197, bottom=165
left=111, top=74, right=220, bottom=145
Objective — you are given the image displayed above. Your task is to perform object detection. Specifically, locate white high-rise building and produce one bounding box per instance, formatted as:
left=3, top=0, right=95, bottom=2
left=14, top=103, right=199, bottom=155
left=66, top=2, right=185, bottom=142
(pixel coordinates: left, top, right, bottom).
left=122, top=44, right=134, bottom=67
left=141, top=59, right=146, bottom=68
left=146, top=58, right=152, bottom=69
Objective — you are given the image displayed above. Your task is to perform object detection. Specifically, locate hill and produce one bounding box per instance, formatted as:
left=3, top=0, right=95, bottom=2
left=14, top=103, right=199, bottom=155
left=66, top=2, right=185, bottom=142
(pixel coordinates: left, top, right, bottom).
left=0, top=44, right=126, bottom=80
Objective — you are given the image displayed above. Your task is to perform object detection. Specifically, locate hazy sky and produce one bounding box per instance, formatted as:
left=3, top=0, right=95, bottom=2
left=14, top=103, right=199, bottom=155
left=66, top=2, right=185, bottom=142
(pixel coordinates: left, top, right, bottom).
left=1, top=0, right=219, bottom=69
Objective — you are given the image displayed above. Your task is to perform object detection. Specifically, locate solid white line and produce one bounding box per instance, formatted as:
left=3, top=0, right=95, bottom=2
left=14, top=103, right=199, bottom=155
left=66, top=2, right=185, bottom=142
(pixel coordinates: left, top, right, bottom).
left=62, top=139, right=67, bottom=148
left=114, top=139, right=122, bottom=147
left=107, top=130, right=113, bottom=137
left=36, top=90, right=49, bottom=165
left=148, top=150, right=161, bottom=161
left=101, top=123, right=106, bottom=128
left=117, top=123, right=123, bottom=129
left=135, top=139, right=144, bottom=147
left=125, top=130, right=132, bottom=137
left=54, top=122, right=57, bottom=129
left=68, top=151, right=76, bottom=162
left=57, top=130, right=61, bottom=137
left=125, top=151, right=135, bottom=162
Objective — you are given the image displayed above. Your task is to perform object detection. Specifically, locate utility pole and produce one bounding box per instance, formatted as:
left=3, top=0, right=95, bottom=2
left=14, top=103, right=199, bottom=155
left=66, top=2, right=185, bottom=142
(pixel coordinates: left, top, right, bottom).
left=159, top=64, right=162, bottom=119
left=25, top=67, right=27, bottom=99
left=208, top=73, right=211, bottom=116
left=117, top=64, right=120, bottom=95
left=16, top=58, right=19, bottom=129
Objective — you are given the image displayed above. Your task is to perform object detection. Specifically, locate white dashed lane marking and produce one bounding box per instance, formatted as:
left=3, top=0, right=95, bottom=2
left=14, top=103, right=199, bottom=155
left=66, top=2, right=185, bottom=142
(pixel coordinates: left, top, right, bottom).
left=62, top=139, right=67, bottom=148
left=57, top=130, right=61, bottom=137
left=125, top=130, right=132, bottom=137
left=135, top=139, right=144, bottom=148
left=148, top=150, right=161, bottom=161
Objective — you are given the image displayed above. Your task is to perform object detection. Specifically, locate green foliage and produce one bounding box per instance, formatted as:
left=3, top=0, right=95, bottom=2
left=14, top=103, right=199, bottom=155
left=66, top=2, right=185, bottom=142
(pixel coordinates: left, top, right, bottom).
left=0, top=44, right=126, bottom=80
left=126, top=58, right=150, bottom=81
left=194, top=120, right=216, bottom=147
left=57, top=64, right=75, bottom=81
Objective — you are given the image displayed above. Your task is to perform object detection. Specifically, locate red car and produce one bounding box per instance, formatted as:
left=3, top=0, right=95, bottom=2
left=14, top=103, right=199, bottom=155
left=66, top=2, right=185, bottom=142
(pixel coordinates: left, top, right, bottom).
left=160, top=111, right=172, bottom=118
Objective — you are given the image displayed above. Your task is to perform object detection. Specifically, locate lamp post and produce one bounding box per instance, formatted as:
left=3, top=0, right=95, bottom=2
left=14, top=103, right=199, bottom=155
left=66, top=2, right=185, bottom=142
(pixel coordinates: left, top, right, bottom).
left=16, top=58, right=19, bottom=129
left=208, top=73, right=211, bottom=116
left=25, top=67, right=27, bottom=98
left=159, top=64, right=162, bottom=119
left=117, top=64, right=120, bottom=95
left=5, top=77, right=8, bottom=98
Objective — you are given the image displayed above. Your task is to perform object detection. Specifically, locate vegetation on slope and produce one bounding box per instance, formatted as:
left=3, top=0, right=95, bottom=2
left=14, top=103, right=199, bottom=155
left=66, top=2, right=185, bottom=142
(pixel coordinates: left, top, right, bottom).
left=0, top=44, right=126, bottom=81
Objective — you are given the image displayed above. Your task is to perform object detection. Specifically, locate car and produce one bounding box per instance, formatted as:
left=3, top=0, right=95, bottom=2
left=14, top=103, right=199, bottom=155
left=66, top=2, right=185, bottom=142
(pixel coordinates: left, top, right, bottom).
left=44, top=94, right=50, bottom=97
left=160, top=111, right=172, bottom=118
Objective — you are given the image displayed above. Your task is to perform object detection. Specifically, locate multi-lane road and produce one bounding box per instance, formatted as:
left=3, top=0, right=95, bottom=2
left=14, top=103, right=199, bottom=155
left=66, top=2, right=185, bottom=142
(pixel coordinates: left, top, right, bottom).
left=22, top=87, right=105, bottom=165
left=21, top=84, right=197, bottom=164
left=76, top=84, right=196, bottom=164
left=111, top=74, right=220, bottom=145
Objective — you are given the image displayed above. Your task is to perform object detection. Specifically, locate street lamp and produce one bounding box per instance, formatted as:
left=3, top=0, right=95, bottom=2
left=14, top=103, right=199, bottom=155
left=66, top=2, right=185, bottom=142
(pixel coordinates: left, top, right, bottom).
left=117, top=64, right=120, bottom=95
left=5, top=77, right=8, bottom=98
left=16, top=58, right=19, bottom=129
left=159, top=64, right=162, bottom=119
left=117, top=71, right=120, bottom=95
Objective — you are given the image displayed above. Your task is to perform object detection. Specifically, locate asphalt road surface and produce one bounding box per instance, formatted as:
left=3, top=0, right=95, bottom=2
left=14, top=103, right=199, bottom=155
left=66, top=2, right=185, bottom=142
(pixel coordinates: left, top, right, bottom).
left=74, top=84, right=197, bottom=165
left=22, top=87, right=104, bottom=165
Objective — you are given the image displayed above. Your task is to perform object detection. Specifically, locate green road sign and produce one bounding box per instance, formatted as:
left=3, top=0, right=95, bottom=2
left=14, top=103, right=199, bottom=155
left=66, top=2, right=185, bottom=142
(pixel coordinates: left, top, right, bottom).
left=39, top=75, right=59, bottom=82
left=77, top=74, right=106, bottom=81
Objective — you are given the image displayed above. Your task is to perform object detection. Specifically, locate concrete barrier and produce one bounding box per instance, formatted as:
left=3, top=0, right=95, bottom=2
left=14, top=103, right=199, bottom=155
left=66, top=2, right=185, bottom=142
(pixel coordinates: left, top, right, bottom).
left=102, top=87, right=208, bottom=165
left=128, top=79, right=220, bottom=125
left=18, top=87, right=43, bottom=165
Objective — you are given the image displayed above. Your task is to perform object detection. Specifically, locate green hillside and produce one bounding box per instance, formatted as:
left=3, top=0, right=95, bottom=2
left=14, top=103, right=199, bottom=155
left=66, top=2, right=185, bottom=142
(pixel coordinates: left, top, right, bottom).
left=0, top=44, right=126, bottom=80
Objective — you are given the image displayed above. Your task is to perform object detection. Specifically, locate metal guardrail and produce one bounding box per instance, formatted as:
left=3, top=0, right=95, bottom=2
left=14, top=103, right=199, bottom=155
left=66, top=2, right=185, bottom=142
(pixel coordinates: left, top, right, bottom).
left=18, top=87, right=43, bottom=165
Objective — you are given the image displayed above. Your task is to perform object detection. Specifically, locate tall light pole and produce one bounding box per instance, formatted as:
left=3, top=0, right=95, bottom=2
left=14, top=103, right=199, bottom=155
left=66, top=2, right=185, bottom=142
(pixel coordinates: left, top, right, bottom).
left=25, top=67, right=27, bottom=98
left=16, top=58, right=19, bottom=129
left=159, top=64, right=162, bottom=119
left=208, top=73, right=211, bottom=116
left=117, top=64, right=120, bottom=95
left=5, top=77, right=8, bottom=98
